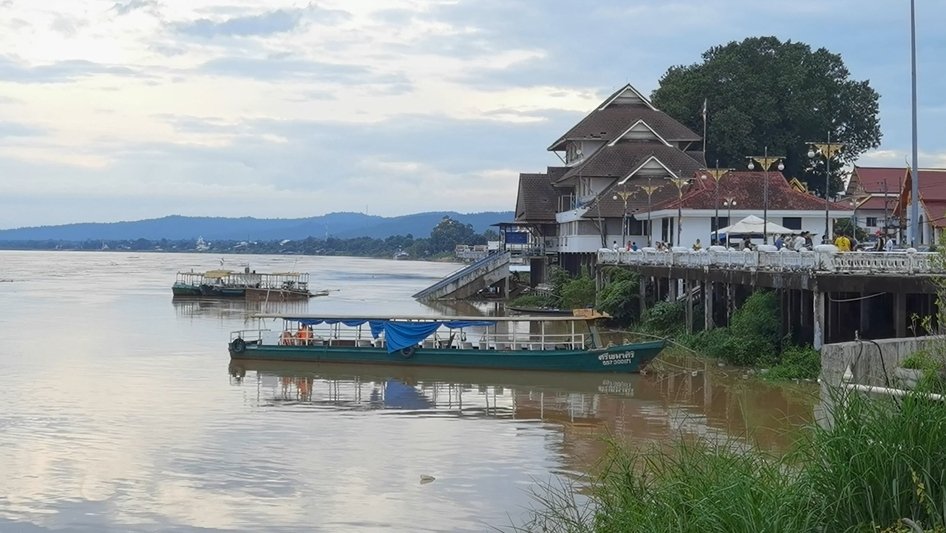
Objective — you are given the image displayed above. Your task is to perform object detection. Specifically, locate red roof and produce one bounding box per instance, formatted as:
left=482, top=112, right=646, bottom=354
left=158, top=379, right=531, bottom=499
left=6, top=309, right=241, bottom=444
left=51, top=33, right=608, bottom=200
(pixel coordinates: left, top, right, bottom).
left=897, top=169, right=946, bottom=227
left=645, top=171, right=853, bottom=212
left=855, top=195, right=897, bottom=211
left=849, top=166, right=906, bottom=195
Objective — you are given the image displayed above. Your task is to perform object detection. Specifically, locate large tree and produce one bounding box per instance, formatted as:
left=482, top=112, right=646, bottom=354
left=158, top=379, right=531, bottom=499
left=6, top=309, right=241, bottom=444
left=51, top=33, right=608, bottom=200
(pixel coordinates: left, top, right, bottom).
left=651, top=36, right=881, bottom=198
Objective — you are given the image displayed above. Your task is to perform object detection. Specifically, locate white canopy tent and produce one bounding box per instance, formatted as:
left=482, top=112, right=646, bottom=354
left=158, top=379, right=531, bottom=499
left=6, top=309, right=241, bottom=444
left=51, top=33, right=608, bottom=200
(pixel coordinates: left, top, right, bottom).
left=712, top=215, right=801, bottom=236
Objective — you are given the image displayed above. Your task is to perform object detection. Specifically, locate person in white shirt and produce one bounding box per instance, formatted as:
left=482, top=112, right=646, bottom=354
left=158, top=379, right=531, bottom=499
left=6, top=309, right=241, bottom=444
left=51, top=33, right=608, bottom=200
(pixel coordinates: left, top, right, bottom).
left=885, top=238, right=895, bottom=252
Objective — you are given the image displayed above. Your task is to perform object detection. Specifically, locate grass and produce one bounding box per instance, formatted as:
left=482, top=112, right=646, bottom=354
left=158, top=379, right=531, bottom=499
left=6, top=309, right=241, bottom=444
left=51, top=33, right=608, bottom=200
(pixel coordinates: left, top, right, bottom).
left=517, top=387, right=946, bottom=532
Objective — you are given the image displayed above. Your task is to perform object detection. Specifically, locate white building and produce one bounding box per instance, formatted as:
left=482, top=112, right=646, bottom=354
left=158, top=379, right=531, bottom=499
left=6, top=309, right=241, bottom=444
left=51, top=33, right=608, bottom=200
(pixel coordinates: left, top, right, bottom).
left=638, top=170, right=852, bottom=248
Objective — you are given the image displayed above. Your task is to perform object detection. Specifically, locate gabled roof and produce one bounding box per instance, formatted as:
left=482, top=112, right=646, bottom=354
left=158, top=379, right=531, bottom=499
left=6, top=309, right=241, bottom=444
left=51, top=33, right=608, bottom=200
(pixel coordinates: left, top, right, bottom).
left=557, top=143, right=704, bottom=183
left=547, top=84, right=701, bottom=151
left=514, top=168, right=564, bottom=223
left=848, top=166, right=906, bottom=195
left=644, top=171, right=853, bottom=213
left=896, top=168, right=946, bottom=227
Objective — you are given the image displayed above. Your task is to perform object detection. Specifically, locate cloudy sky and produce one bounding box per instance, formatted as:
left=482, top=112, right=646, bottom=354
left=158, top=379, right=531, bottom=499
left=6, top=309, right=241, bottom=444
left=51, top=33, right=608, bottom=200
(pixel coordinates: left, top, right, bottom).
left=0, top=0, right=943, bottom=229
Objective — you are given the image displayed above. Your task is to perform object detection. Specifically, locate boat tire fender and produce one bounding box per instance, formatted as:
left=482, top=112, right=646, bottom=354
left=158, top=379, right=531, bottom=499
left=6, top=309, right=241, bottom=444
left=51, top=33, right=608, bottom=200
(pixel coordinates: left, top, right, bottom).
left=231, top=338, right=247, bottom=354
left=400, top=346, right=416, bottom=359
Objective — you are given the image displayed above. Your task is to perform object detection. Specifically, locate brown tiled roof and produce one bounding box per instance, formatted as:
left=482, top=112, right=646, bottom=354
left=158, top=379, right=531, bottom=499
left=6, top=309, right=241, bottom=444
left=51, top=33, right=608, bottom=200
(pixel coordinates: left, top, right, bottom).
left=548, top=106, right=701, bottom=151
left=645, top=171, right=854, bottom=212
left=558, top=143, right=704, bottom=182
left=582, top=180, right=680, bottom=219
left=848, top=166, right=906, bottom=195
left=514, top=170, right=560, bottom=223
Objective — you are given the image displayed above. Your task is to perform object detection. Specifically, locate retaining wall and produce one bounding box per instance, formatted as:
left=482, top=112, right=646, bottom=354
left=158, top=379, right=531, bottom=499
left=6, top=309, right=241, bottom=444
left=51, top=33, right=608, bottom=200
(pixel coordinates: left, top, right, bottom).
left=821, top=336, right=945, bottom=387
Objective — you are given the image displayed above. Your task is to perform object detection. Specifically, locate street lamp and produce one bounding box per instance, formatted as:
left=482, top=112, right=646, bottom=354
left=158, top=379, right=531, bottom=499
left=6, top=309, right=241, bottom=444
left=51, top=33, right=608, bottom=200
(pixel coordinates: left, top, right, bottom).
left=700, top=160, right=732, bottom=245
left=807, top=135, right=844, bottom=243
left=634, top=178, right=661, bottom=247
left=667, top=175, right=690, bottom=247
left=747, top=148, right=785, bottom=244
left=612, top=188, right=634, bottom=247
left=723, top=196, right=737, bottom=247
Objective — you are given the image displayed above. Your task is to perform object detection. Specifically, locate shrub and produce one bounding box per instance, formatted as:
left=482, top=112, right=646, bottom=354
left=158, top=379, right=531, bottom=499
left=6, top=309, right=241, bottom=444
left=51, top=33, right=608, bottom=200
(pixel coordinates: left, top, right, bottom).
left=598, top=271, right=640, bottom=326
left=508, top=293, right=558, bottom=308
left=764, top=345, right=820, bottom=380
left=639, top=301, right=686, bottom=336
left=560, top=272, right=596, bottom=309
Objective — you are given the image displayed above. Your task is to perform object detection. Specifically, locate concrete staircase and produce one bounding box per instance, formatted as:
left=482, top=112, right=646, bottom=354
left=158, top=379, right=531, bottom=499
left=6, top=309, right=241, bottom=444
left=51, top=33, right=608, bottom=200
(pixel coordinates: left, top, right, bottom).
left=413, top=252, right=511, bottom=301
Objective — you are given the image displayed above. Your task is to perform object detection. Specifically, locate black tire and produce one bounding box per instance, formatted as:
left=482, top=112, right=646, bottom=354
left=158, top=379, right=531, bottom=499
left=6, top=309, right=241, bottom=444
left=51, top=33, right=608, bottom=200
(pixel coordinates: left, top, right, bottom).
left=231, top=338, right=247, bottom=354
left=400, top=346, right=416, bottom=359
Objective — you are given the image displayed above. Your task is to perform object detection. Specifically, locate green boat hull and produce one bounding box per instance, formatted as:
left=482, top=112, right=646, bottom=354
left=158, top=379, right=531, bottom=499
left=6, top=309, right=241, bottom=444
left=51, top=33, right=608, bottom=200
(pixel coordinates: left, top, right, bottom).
left=229, top=340, right=664, bottom=374
left=171, top=283, right=202, bottom=297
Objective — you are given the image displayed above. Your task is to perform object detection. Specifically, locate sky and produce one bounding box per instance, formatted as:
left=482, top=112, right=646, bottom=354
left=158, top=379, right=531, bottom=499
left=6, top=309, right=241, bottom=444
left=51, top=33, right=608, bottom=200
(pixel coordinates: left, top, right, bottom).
left=0, top=0, right=944, bottom=229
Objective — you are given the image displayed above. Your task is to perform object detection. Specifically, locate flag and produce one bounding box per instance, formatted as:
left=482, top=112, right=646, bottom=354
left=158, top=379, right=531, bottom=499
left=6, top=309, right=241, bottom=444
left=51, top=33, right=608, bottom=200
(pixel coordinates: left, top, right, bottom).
left=701, top=98, right=707, bottom=120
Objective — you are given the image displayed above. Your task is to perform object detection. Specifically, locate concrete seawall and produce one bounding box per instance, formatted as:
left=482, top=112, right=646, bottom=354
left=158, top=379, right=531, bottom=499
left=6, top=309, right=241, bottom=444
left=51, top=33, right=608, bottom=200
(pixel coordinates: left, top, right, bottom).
left=821, top=336, right=945, bottom=387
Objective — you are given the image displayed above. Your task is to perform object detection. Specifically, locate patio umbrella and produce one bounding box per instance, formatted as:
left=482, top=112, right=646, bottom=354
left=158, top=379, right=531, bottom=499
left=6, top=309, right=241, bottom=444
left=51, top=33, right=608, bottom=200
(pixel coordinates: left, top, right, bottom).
left=712, top=215, right=800, bottom=236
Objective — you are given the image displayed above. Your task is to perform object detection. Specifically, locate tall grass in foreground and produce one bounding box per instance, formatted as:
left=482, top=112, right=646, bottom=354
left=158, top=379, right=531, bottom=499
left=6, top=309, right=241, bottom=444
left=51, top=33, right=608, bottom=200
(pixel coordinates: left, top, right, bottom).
left=801, top=390, right=946, bottom=531
left=517, top=388, right=946, bottom=532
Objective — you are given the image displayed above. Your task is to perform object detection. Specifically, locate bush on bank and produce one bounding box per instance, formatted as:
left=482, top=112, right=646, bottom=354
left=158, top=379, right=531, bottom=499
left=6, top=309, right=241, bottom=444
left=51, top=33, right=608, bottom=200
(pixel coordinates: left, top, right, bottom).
left=522, top=388, right=946, bottom=532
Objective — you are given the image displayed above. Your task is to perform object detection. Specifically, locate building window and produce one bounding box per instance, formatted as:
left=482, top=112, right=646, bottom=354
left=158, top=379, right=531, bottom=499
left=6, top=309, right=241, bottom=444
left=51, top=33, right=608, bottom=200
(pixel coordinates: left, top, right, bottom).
left=866, top=217, right=878, bottom=227
left=628, top=219, right=650, bottom=236
left=781, top=217, right=802, bottom=230
left=711, top=217, right=729, bottom=231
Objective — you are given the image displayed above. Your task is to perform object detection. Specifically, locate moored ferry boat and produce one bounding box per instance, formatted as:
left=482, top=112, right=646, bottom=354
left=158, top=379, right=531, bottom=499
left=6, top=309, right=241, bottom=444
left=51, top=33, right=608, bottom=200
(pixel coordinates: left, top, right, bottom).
left=171, top=271, right=206, bottom=296
left=228, top=313, right=664, bottom=373
left=174, top=267, right=317, bottom=300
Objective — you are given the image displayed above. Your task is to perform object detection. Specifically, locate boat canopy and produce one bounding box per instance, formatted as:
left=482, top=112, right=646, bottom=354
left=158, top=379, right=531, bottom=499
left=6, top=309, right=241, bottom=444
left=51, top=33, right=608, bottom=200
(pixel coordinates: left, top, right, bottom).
left=282, top=317, right=496, bottom=353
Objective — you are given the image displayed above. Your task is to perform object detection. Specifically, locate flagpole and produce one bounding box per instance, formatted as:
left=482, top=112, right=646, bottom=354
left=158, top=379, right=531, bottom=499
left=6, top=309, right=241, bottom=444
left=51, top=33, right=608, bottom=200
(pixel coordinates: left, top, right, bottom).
left=702, top=98, right=707, bottom=156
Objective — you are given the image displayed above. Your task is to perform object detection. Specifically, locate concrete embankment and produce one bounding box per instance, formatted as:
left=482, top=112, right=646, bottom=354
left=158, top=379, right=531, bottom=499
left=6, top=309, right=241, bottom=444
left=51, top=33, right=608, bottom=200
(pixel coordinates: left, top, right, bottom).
left=821, top=335, right=944, bottom=386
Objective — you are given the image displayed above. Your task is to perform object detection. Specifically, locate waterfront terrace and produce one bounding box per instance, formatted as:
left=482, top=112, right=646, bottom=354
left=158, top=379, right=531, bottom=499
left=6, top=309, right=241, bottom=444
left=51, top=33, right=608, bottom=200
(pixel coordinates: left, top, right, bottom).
left=596, top=246, right=944, bottom=349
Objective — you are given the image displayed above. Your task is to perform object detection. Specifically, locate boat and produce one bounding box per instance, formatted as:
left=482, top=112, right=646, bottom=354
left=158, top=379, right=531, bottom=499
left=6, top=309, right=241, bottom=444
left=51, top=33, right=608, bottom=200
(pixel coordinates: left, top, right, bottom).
left=174, top=266, right=317, bottom=300
left=227, top=313, right=664, bottom=373
left=171, top=271, right=206, bottom=296
left=393, top=250, right=410, bottom=260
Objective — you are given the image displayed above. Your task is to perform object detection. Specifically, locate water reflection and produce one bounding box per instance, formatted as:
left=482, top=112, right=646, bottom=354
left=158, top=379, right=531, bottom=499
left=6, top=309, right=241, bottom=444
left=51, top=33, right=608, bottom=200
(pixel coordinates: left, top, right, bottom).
left=228, top=359, right=817, bottom=474
left=172, top=297, right=311, bottom=320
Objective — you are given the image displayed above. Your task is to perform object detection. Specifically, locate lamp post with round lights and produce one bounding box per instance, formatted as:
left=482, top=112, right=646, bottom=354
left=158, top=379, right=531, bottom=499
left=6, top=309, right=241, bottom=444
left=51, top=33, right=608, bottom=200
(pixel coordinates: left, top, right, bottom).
left=723, top=196, right=737, bottom=247
left=700, top=161, right=732, bottom=245
left=807, top=136, right=844, bottom=244
left=667, top=175, right=690, bottom=247
left=612, top=188, right=634, bottom=248
left=634, top=179, right=661, bottom=247
left=747, top=148, right=785, bottom=244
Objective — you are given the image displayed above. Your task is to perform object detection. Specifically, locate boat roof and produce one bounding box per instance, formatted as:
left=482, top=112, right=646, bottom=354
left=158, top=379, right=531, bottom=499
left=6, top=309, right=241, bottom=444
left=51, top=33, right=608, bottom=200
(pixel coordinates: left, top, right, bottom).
left=252, top=312, right=608, bottom=322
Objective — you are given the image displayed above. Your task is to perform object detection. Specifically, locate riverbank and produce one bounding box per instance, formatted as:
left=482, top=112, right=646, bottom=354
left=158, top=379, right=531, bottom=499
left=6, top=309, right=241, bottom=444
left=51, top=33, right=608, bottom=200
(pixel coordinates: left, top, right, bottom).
left=520, top=386, right=946, bottom=532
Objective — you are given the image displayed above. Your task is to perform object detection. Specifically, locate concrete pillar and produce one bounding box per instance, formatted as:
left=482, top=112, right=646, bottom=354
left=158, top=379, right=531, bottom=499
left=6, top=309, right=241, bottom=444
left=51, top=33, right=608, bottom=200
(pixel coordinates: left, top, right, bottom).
left=704, top=281, right=714, bottom=331
left=859, top=291, right=871, bottom=337
left=639, top=277, right=648, bottom=318
left=813, top=289, right=825, bottom=350
left=895, top=292, right=907, bottom=338
left=685, top=279, right=694, bottom=334
left=726, top=283, right=736, bottom=326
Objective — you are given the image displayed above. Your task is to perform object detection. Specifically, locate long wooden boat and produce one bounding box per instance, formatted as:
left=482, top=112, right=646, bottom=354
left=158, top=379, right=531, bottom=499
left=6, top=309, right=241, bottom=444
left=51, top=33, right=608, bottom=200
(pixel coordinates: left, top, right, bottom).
left=174, top=268, right=316, bottom=300
left=228, top=313, right=664, bottom=374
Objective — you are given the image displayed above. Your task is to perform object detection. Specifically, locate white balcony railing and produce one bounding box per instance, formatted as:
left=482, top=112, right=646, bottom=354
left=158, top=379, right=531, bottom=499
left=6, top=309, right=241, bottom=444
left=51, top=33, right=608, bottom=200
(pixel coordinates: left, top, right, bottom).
left=597, top=246, right=941, bottom=275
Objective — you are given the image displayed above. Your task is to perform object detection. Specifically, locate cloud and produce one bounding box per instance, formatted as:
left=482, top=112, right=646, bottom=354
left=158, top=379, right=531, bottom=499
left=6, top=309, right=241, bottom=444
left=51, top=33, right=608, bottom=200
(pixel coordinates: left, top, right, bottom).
left=0, top=56, right=144, bottom=84
left=0, top=121, right=45, bottom=138
left=111, top=0, right=160, bottom=16
left=173, top=8, right=306, bottom=38
left=195, top=55, right=411, bottom=91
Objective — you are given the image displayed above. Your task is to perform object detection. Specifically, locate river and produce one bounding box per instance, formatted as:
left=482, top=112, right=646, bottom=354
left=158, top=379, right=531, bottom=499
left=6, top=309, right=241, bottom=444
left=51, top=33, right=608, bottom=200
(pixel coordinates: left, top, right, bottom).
left=0, top=251, right=816, bottom=532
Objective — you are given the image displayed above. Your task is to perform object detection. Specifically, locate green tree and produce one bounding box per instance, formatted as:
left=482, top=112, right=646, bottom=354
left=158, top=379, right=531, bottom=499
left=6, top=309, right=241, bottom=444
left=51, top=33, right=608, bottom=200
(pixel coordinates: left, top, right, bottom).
left=428, top=216, right=476, bottom=254
left=651, top=36, right=881, bottom=198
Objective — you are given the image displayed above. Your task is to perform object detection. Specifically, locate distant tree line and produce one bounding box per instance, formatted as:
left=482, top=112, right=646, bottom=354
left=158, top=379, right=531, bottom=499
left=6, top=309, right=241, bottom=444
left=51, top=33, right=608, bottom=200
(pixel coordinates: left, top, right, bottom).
left=0, top=216, right=501, bottom=259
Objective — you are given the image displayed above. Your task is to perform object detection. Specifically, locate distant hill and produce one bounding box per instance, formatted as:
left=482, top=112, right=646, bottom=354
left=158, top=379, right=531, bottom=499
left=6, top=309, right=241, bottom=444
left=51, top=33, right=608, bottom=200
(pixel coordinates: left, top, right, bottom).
left=0, top=211, right=514, bottom=242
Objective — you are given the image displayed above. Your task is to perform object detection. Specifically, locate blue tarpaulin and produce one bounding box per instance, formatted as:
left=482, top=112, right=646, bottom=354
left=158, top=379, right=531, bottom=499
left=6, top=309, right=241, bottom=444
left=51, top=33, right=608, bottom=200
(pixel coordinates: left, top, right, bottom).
left=281, top=317, right=495, bottom=353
